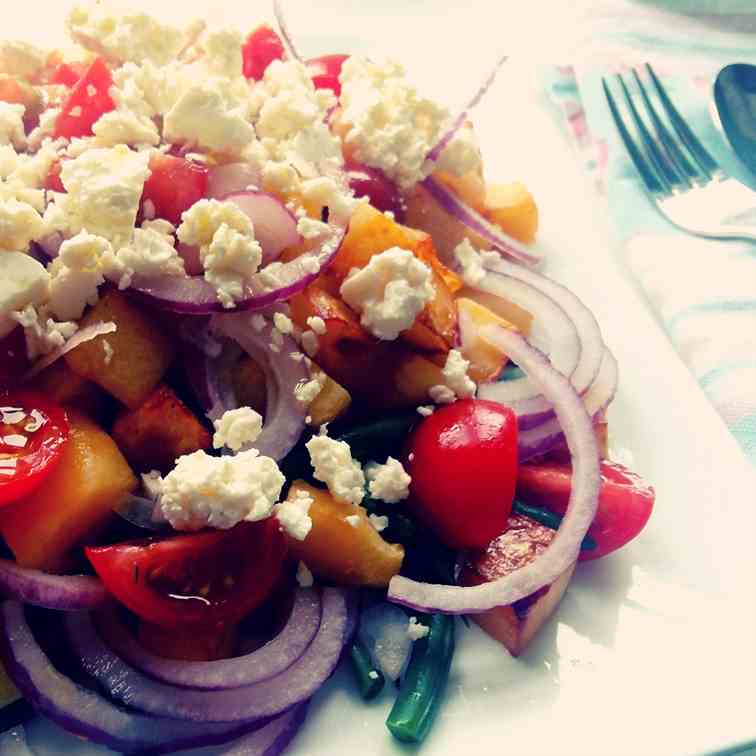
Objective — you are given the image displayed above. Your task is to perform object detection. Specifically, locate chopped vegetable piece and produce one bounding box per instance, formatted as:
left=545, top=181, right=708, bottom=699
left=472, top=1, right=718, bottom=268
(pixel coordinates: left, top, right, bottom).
left=484, top=182, right=538, bottom=244
left=349, top=638, right=385, bottom=700
left=242, top=26, right=285, bottom=80
left=53, top=57, right=115, bottom=139
left=141, top=154, right=209, bottom=225
left=386, top=613, right=455, bottom=744
left=307, top=54, right=349, bottom=96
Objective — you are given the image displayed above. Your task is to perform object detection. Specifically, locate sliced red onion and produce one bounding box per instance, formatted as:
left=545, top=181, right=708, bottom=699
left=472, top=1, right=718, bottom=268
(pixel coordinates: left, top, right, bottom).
left=63, top=588, right=348, bottom=724
left=388, top=327, right=600, bottom=614
left=207, top=163, right=262, bottom=199
left=96, top=589, right=321, bottom=690
left=24, top=321, right=116, bottom=379
left=0, top=602, right=267, bottom=755
left=421, top=175, right=542, bottom=267
left=34, top=233, right=63, bottom=260
left=211, top=313, right=308, bottom=461
left=130, top=221, right=345, bottom=314
left=358, top=603, right=412, bottom=682
left=220, top=191, right=302, bottom=266
left=0, top=560, right=107, bottom=611
left=273, top=0, right=302, bottom=61
left=470, top=270, right=580, bottom=412
left=517, top=347, right=618, bottom=462
left=426, top=53, right=508, bottom=164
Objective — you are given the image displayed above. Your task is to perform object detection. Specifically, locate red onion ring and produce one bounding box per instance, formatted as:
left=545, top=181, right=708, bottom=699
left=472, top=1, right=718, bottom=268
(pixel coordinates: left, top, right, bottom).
left=218, top=702, right=309, bottom=756
left=63, top=588, right=348, bottom=723
left=0, top=561, right=107, bottom=611
left=517, top=347, right=618, bottom=462
left=33, top=233, right=62, bottom=260
left=24, top=321, right=116, bottom=379
left=219, top=191, right=302, bottom=266
left=426, top=53, right=509, bottom=164
left=96, top=588, right=321, bottom=690
left=0, top=602, right=267, bottom=755
left=130, top=221, right=345, bottom=314
left=273, top=0, right=302, bottom=62
left=388, top=327, right=600, bottom=614
left=207, top=163, right=263, bottom=199
left=211, top=313, right=309, bottom=461
left=421, top=175, right=542, bottom=267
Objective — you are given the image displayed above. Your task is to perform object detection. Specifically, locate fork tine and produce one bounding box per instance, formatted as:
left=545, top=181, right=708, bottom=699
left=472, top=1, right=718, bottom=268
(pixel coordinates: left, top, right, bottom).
left=645, top=63, right=721, bottom=178
left=631, top=69, right=699, bottom=183
left=602, top=77, right=669, bottom=196
left=615, top=73, right=683, bottom=190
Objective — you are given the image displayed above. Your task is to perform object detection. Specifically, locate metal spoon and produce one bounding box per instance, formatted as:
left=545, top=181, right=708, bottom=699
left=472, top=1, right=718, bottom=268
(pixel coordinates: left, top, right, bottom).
left=713, top=63, right=756, bottom=176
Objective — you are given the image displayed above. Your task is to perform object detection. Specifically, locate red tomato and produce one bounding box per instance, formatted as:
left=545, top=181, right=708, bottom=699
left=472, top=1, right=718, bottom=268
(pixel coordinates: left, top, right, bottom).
left=307, top=54, right=349, bottom=96
left=44, top=159, right=66, bottom=193
left=242, top=26, right=285, bottom=80
left=0, top=328, right=29, bottom=386
left=0, top=391, right=69, bottom=506
left=141, top=154, right=209, bottom=225
left=406, top=398, right=518, bottom=549
left=86, top=519, right=287, bottom=628
left=516, top=460, right=655, bottom=561
left=50, top=61, right=88, bottom=87
left=54, top=57, right=115, bottom=139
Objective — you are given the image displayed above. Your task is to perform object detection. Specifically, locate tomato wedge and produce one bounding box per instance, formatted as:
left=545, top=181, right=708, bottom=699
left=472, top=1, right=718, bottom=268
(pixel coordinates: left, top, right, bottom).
left=86, top=519, right=287, bottom=628
left=307, top=54, right=349, bottom=96
left=54, top=57, right=115, bottom=139
left=0, top=391, right=69, bottom=506
left=516, top=460, right=655, bottom=561
left=141, top=153, right=209, bottom=225
left=242, top=26, right=285, bottom=80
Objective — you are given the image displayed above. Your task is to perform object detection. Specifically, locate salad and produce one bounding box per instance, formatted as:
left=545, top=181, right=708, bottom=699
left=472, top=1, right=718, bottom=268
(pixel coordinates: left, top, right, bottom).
left=0, top=2, right=655, bottom=754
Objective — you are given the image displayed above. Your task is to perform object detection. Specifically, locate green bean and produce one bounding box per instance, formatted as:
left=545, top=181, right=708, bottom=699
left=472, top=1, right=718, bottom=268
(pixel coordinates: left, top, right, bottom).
left=512, top=500, right=597, bottom=551
left=348, top=639, right=385, bottom=701
left=386, top=614, right=455, bottom=744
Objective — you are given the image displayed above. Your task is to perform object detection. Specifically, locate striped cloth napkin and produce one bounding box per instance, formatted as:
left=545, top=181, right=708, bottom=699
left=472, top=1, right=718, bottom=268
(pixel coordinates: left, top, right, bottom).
left=546, top=3, right=756, bottom=466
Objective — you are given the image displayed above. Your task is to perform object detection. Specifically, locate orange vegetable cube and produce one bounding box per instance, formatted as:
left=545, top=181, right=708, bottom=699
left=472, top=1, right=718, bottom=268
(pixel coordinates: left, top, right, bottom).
left=484, top=182, right=538, bottom=244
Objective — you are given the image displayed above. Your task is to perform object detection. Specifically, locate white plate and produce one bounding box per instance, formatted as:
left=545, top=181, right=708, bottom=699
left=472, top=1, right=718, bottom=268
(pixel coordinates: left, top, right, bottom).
left=12, top=3, right=756, bottom=755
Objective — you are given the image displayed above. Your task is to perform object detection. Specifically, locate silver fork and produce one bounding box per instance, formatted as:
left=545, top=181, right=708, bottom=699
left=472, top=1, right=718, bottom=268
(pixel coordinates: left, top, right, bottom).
left=602, top=63, right=756, bottom=242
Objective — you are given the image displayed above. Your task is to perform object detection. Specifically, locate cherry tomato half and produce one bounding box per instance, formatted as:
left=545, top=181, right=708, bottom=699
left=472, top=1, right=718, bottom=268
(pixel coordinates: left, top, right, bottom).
left=307, top=54, right=349, bottom=96
left=516, top=459, right=655, bottom=561
left=0, top=390, right=69, bottom=506
left=242, top=26, right=285, bottom=81
left=54, top=57, right=115, bottom=139
left=141, top=153, right=209, bottom=225
left=405, top=398, right=518, bottom=549
left=86, top=518, right=287, bottom=628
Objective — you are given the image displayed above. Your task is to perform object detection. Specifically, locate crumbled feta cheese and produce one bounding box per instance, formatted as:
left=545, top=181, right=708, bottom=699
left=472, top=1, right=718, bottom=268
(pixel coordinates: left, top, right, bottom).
left=113, top=227, right=185, bottom=289
left=296, top=216, right=330, bottom=240
left=305, top=433, right=365, bottom=506
left=369, top=514, right=389, bottom=532
left=0, top=199, right=45, bottom=251
left=177, top=198, right=254, bottom=246
left=442, top=349, right=476, bottom=398
left=51, top=146, right=151, bottom=247
left=416, top=405, right=434, bottom=417
left=429, top=384, right=456, bottom=405
left=368, top=670, right=379, bottom=680
left=306, top=316, right=326, bottom=335
left=340, top=247, right=434, bottom=341
left=453, top=238, right=486, bottom=287
left=345, top=514, right=360, bottom=528
left=141, top=218, right=175, bottom=236
left=407, top=616, right=429, bottom=641
left=275, top=490, right=313, bottom=541
left=66, top=4, right=198, bottom=66
left=202, top=29, right=243, bottom=79
left=299, top=176, right=355, bottom=220
left=0, top=40, right=47, bottom=79
left=435, top=123, right=483, bottom=178
left=0, top=103, right=26, bottom=150
left=301, top=329, right=319, bottom=357
left=338, top=57, right=448, bottom=190
left=141, top=470, right=164, bottom=500
left=164, top=82, right=255, bottom=155
left=47, top=232, right=114, bottom=320
left=102, top=339, right=114, bottom=365
left=273, top=312, right=293, bottom=334
left=251, top=313, right=266, bottom=332
left=296, top=561, right=314, bottom=587
left=92, top=110, right=160, bottom=147
left=212, top=406, right=263, bottom=452
left=295, top=373, right=325, bottom=406
left=157, top=448, right=284, bottom=531
left=11, top=304, right=77, bottom=360
left=366, top=457, right=411, bottom=503
left=0, top=251, right=50, bottom=338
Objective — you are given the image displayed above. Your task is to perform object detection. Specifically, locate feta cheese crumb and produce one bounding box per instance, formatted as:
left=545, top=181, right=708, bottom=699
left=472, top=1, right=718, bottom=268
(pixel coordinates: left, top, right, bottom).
left=102, top=339, right=114, bottom=365
left=366, top=457, right=411, bottom=503
left=296, top=216, right=330, bottom=240
left=202, top=29, right=243, bottom=79
left=407, top=616, right=430, bottom=641
left=305, top=433, right=365, bottom=506
left=368, top=670, right=379, bottom=680
left=345, top=514, right=360, bottom=528
left=295, top=373, right=325, bottom=406
left=11, top=304, right=77, bottom=360
left=416, top=405, right=434, bottom=417
left=306, top=316, right=326, bottom=335
left=251, top=313, right=267, bottom=332
left=158, top=448, right=284, bottom=531
left=212, top=406, right=263, bottom=452
left=453, top=239, right=486, bottom=287
left=442, top=349, right=476, bottom=398
left=0, top=40, right=47, bottom=79
left=301, top=329, right=319, bottom=356
left=273, top=311, right=293, bottom=334
left=296, top=561, right=314, bottom=587
left=368, top=513, right=389, bottom=532
left=0, top=103, right=27, bottom=150
left=340, top=247, right=434, bottom=341
left=0, top=252, right=50, bottom=338
left=141, top=470, right=164, bottom=500
left=0, top=199, right=45, bottom=251
left=429, top=384, right=456, bottom=405
left=113, top=227, right=185, bottom=289
left=92, top=109, right=160, bottom=147
left=275, top=489, right=313, bottom=541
